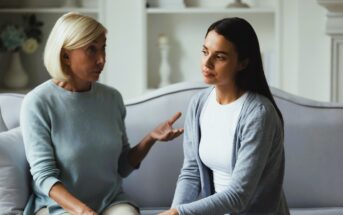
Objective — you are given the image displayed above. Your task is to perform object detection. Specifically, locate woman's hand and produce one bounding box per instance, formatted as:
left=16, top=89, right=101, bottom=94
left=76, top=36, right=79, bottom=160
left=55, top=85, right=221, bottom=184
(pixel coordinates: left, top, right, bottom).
left=158, top=208, right=179, bottom=215
left=127, top=112, right=184, bottom=167
left=150, top=112, right=184, bottom=141
left=49, top=183, right=98, bottom=215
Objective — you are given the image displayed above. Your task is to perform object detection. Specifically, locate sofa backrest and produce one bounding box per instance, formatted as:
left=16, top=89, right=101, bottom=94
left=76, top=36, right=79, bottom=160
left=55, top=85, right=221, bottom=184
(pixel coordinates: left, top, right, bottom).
left=272, top=88, right=343, bottom=208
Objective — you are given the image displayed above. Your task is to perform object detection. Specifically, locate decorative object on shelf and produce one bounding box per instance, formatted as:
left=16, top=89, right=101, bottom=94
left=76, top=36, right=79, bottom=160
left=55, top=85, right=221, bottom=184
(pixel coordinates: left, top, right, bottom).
left=62, top=0, right=79, bottom=8
left=148, top=0, right=185, bottom=8
left=3, top=52, right=28, bottom=89
left=0, top=14, right=43, bottom=89
left=227, top=0, right=250, bottom=8
left=184, top=0, right=226, bottom=8
left=158, top=34, right=171, bottom=87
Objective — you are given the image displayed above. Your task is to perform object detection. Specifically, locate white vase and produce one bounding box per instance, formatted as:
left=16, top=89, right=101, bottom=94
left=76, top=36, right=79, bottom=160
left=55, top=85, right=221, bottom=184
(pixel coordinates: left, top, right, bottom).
left=3, top=52, right=29, bottom=89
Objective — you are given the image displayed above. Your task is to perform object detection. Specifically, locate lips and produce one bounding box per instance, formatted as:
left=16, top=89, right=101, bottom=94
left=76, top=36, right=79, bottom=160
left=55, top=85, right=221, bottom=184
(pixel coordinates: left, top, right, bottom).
left=202, top=70, right=215, bottom=78
left=93, top=69, right=102, bottom=74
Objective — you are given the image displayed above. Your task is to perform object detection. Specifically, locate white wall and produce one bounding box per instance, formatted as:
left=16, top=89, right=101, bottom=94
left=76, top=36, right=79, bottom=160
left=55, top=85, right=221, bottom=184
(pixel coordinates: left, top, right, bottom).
left=281, top=0, right=331, bottom=101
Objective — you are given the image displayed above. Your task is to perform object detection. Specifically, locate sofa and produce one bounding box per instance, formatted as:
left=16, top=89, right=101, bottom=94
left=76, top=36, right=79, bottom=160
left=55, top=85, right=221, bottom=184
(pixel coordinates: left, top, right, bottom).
left=1, top=81, right=343, bottom=215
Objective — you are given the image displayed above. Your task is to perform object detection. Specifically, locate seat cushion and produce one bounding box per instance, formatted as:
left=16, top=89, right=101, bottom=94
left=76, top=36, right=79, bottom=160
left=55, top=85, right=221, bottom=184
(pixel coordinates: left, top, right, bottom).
left=0, top=127, right=30, bottom=213
left=290, top=207, right=343, bottom=215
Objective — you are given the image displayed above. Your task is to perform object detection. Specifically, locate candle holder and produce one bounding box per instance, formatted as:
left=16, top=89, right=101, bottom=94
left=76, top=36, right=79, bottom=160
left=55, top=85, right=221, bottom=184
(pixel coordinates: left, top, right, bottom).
left=158, top=34, right=171, bottom=88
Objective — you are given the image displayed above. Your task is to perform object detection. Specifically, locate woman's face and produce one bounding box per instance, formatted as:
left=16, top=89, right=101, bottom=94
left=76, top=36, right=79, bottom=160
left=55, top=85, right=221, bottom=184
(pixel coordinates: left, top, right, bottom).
left=201, top=30, right=245, bottom=87
left=64, top=33, right=106, bottom=84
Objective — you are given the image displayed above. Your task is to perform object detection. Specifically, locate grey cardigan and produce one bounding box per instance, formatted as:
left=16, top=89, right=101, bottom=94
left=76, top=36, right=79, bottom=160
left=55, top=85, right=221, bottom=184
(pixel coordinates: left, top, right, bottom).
left=172, top=87, right=290, bottom=215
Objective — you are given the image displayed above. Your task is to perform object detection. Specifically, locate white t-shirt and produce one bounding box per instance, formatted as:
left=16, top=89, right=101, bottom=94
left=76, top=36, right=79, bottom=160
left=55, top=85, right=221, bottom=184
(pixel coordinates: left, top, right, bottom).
left=199, top=88, right=247, bottom=193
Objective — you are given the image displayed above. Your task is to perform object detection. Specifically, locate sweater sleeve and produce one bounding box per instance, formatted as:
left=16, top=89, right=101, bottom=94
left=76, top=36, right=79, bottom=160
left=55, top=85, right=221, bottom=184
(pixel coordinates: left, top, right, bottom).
left=20, top=93, right=60, bottom=196
left=116, top=92, right=135, bottom=178
left=172, top=96, right=201, bottom=207
left=177, top=105, right=280, bottom=215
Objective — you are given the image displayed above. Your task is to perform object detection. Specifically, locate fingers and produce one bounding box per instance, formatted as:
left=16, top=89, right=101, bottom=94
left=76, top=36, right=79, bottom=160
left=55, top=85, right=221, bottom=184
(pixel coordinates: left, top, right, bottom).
left=163, top=128, right=184, bottom=141
left=168, top=112, right=182, bottom=125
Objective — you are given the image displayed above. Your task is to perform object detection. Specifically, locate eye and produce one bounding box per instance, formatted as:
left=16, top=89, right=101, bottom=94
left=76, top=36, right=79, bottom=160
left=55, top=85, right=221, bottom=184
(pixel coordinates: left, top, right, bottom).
left=216, top=54, right=226, bottom=61
left=201, top=49, right=208, bottom=56
left=87, top=45, right=97, bottom=55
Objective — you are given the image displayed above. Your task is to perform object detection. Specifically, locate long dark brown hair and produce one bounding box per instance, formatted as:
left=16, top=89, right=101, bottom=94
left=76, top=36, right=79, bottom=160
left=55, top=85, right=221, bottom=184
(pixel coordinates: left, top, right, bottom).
left=206, top=17, right=283, bottom=125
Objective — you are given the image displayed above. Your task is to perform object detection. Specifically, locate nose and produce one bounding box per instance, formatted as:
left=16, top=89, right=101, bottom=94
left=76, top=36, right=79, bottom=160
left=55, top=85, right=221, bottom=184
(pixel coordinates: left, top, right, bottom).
left=203, top=55, right=214, bottom=70
left=97, top=51, right=106, bottom=66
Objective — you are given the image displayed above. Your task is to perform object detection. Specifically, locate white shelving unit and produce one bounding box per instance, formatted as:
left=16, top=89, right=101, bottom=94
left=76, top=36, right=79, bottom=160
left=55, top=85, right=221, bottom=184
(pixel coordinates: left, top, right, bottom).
left=0, top=0, right=104, bottom=93
left=0, top=0, right=282, bottom=99
left=144, top=1, right=281, bottom=91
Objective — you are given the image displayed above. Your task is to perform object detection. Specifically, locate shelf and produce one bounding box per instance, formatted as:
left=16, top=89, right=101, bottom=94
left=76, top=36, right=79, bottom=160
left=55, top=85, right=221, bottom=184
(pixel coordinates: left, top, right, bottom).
left=0, top=7, right=98, bottom=14
left=146, top=7, right=275, bottom=14
left=0, top=88, right=31, bottom=94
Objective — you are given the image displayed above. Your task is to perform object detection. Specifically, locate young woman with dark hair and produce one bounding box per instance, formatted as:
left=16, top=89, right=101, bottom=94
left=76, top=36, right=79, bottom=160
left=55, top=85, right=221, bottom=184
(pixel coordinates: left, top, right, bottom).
left=160, top=17, right=290, bottom=215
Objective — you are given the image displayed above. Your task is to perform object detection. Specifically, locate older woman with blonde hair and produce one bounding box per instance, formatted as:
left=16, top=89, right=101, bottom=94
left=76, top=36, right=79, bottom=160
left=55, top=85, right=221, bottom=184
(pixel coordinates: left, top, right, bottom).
left=21, top=12, right=183, bottom=215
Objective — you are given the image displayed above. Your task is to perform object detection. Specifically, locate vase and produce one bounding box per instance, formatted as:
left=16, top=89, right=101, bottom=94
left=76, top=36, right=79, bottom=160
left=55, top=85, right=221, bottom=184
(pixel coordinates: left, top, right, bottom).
left=3, top=52, right=29, bottom=89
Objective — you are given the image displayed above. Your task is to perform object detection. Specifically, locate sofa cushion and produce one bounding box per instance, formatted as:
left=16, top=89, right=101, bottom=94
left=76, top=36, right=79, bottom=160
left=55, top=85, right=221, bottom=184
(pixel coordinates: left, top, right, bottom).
left=290, top=207, right=343, bottom=215
left=0, top=108, right=7, bottom=132
left=0, top=127, right=30, bottom=213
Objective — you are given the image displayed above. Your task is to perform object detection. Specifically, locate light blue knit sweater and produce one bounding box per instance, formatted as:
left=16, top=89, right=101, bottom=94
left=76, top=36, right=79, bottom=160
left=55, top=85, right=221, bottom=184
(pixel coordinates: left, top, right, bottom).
left=21, top=80, right=135, bottom=215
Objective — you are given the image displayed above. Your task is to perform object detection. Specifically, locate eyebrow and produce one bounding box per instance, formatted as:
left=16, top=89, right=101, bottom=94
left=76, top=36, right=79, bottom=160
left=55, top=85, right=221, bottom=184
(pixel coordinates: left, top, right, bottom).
left=92, top=38, right=107, bottom=44
left=202, top=45, right=229, bottom=55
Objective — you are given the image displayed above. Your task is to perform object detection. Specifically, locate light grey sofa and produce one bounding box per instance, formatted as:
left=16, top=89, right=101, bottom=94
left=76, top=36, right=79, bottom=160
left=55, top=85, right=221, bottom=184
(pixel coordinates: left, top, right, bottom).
left=1, top=82, right=343, bottom=215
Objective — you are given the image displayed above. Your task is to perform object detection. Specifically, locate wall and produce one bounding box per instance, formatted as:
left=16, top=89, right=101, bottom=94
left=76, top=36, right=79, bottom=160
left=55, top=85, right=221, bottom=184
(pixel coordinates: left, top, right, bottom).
left=281, top=0, right=331, bottom=101
left=101, top=0, right=147, bottom=99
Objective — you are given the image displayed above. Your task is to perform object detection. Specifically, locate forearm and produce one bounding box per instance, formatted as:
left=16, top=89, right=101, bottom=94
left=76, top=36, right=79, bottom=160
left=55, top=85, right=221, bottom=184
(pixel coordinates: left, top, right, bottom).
left=127, top=133, right=156, bottom=167
left=49, top=182, right=93, bottom=214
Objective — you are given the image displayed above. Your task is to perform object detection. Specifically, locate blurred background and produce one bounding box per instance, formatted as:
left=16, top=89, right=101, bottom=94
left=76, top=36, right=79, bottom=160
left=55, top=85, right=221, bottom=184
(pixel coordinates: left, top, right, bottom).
left=0, top=0, right=340, bottom=102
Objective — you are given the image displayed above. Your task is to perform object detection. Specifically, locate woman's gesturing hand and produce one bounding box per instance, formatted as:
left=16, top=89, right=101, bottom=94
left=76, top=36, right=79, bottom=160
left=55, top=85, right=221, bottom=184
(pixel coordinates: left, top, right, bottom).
left=150, top=112, right=184, bottom=141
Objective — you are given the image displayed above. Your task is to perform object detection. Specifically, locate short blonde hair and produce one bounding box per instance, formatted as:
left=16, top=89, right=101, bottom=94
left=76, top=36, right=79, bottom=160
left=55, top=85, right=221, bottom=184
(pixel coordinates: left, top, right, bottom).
left=44, top=12, right=107, bottom=80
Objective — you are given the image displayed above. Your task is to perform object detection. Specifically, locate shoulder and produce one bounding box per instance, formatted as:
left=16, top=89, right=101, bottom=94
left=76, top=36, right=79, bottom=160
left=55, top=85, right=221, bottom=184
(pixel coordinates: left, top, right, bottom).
left=189, top=86, right=213, bottom=108
left=244, top=92, right=275, bottom=114
left=94, top=82, right=123, bottom=101
left=94, top=82, right=126, bottom=115
left=240, top=92, right=278, bottom=124
left=240, top=92, right=282, bottom=128
left=23, top=81, right=54, bottom=108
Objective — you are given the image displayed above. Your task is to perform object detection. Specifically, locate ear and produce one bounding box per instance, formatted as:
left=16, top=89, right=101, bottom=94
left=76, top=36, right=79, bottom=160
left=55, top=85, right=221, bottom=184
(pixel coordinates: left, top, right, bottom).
left=61, top=49, right=70, bottom=65
left=238, top=58, right=249, bottom=71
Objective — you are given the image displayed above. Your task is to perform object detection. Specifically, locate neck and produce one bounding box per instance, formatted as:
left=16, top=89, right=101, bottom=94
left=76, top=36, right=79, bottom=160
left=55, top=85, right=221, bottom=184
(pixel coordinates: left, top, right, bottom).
left=215, top=84, right=244, bottom=105
left=53, top=79, right=92, bottom=92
